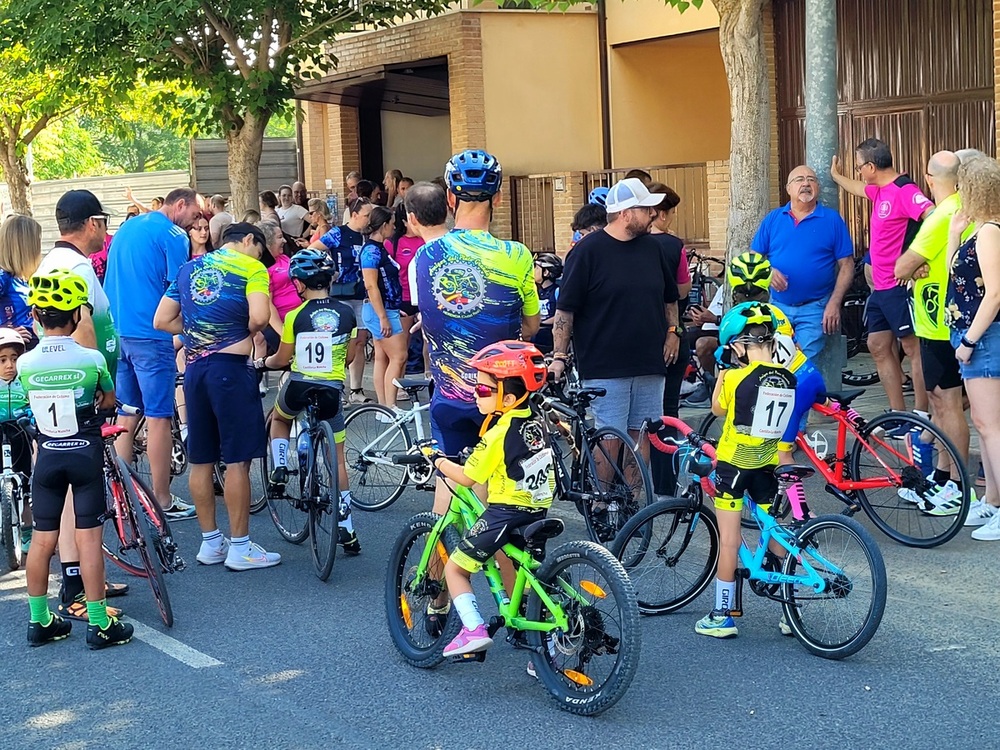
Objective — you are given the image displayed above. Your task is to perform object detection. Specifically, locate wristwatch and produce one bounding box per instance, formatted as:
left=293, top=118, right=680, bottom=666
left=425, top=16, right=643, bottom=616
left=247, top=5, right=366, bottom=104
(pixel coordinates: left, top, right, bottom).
left=668, top=325, right=684, bottom=339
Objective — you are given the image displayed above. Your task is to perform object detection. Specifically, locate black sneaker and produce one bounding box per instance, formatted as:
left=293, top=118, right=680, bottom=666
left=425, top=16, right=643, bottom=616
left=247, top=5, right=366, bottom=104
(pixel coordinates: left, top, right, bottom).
left=338, top=527, right=361, bottom=555
left=269, top=466, right=289, bottom=487
left=86, top=616, right=134, bottom=650
left=27, top=614, right=72, bottom=647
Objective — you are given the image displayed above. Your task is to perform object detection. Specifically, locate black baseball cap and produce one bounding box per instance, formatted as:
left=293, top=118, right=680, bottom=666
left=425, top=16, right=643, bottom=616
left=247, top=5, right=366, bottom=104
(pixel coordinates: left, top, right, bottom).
left=221, top=222, right=267, bottom=250
left=55, top=190, right=111, bottom=223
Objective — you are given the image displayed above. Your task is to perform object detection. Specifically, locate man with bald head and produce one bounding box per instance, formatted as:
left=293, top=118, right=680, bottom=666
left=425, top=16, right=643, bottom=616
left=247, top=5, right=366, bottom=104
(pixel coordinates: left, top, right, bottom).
left=750, top=165, right=855, bottom=359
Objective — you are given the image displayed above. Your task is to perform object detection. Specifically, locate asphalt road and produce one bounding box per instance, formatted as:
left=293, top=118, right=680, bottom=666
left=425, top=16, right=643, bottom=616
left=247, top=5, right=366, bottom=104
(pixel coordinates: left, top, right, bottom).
left=1, top=405, right=998, bottom=750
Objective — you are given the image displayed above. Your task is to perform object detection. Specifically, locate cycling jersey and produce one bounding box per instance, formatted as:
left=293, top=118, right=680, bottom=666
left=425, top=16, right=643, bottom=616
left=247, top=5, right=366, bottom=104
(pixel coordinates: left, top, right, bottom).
left=359, top=240, right=403, bottom=310
left=316, top=225, right=365, bottom=299
left=0, top=377, right=28, bottom=421
left=280, top=297, right=357, bottom=383
left=413, top=230, right=539, bottom=402
left=166, top=247, right=270, bottom=363
left=463, top=406, right=555, bottom=510
left=716, top=360, right=797, bottom=469
left=532, top=283, right=559, bottom=353
left=0, top=270, right=31, bottom=331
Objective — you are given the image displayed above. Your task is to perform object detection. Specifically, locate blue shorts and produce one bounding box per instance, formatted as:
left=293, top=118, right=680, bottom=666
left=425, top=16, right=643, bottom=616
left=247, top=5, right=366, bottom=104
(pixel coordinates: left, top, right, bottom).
left=116, top=337, right=177, bottom=419
left=951, top=322, right=1000, bottom=380
left=583, top=375, right=665, bottom=434
left=867, top=286, right=914, bottom=338
left=775, top=298, right=826, bottom=360
left=782, top=359, right=826, bottom=447
left=430, top=394, right=484, bottom=456
left=185, top=353, right=267, bottom=465
left=361, top=302, right=403, bottom=340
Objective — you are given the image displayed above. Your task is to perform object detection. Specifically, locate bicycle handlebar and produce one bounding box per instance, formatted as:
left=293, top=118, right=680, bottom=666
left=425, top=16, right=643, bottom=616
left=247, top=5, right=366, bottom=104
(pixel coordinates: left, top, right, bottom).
left=645, top=416, right=717, bottom=461
left=531, top=392, right=577, bottom=420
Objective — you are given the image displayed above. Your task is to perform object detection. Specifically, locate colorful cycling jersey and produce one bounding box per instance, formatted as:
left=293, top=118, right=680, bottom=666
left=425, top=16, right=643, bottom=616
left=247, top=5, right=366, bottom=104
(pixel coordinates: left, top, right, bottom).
left=413, top=230, right=540, bottom=402
left=359, top=240, right=403, bottom=310
left=532, top=283, right=559, bottom=353
left=463, top=406, right=555, bottom=510
left=36, top=242, right=120, bottom=379
left=280, top=297, right=357, bottom=383
left=0, top=270, right=31, bottom=330
left=0, top=377, right=28, bottom=421
left=166, top=247, right=270, bottom=363
left=316, top=225, right=365, bottom=298
left=17, top=336, right=112, bottom=436
left=716, top=360, right=798, bottom=469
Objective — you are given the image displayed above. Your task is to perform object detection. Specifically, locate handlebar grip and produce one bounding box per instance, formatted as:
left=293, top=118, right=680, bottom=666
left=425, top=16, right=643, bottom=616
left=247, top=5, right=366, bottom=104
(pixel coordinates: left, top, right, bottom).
left=645, top=416, right=717, bottom=461
left=392, top=453, right=429, bottom=466
left=116, top=402, right=143, bottom=417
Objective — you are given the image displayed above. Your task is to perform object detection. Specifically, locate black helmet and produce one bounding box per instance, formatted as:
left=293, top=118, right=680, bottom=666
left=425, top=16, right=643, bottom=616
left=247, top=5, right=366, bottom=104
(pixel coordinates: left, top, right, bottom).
left=289, top=248, right=335, bottom=283
left=534, top=252, right=563, bottom=280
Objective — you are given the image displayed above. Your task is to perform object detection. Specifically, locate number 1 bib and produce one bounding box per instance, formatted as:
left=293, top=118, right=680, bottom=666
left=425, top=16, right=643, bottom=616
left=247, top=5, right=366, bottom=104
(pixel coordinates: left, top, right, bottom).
left=296, top=332, right=334, bottom=374
left=29, top=390, right=78, bottom=437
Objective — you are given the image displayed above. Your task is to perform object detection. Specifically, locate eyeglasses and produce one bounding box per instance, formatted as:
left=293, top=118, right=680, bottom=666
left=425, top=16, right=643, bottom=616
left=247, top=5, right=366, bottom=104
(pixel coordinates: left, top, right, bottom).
left=473, top=383, right=498, bottom=398
left=788, top=176, right=819, bottom=185
left=855, top=161, right=873, bottom=174
left=90, top=214, right=109, bottom=224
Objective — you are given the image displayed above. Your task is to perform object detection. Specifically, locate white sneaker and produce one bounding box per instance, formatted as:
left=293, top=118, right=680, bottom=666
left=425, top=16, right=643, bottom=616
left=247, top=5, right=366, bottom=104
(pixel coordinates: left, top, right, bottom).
left=964, top=500, right=999, bottom=527
left=225, top=542, right=282, bottom=570
left=971, top=509, right=1000, bottom=541
left=164, top=496, right=197, bottom=520
left=897, top=474, right=934, bottom=504
left=918, top=481, right=966, bottom=516
left=196, top=537, right=231, bottom=565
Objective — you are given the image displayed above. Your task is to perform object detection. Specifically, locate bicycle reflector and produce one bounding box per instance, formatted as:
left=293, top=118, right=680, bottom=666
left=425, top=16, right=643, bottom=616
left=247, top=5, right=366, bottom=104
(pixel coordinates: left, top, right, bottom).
left=580, top=581, right=608, bottom=599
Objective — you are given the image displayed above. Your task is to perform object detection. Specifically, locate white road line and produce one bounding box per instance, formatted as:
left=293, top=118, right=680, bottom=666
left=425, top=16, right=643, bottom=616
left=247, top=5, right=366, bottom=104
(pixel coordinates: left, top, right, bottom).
left=127, top=618, right=224, bottom=668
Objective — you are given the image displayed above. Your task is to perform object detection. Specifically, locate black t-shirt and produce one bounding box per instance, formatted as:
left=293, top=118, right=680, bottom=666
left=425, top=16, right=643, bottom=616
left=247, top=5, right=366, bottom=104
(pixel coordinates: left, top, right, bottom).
left=649, top=232, right=686, bottom=319
left=557, top=230, right=679, bottom=379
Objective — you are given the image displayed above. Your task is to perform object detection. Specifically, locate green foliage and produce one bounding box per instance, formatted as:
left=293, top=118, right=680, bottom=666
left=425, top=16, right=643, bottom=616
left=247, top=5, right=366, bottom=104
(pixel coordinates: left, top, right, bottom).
left=31, top=117, right=109, bottom=180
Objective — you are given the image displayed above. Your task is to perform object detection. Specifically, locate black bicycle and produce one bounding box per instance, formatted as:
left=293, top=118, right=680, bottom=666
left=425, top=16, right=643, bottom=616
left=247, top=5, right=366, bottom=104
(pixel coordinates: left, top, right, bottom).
left=0, top=417, right=31, bottom=572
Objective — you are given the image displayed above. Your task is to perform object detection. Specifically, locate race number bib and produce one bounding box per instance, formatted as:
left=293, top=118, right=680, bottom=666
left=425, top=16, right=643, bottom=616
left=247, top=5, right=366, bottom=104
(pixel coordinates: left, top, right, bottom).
left=518, top=449, right=554, bottom=503
left=750, top=387, right=795, bottom=439
left=29, top=390, right=78, bottom=438
left=773, top=333, right=796, bottom=367
left=296, top=332, right=334, bottom=374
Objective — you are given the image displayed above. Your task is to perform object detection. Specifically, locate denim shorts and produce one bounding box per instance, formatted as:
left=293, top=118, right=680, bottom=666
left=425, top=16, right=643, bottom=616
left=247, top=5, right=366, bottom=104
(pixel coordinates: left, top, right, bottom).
left=951, top=322, right=1000, bottom=380
left=361, top=302, right=403, bottom=340
left=582, top=375, right=665, bottom=433
left=185, top=353, right=267, bottom=465
left=116, top=337, right=177, bottom=419
left=775, top=298, right=827, bottom=360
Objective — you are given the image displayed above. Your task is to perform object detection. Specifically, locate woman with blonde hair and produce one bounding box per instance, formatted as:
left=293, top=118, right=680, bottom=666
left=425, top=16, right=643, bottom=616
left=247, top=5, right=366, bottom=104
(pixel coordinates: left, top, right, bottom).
left=0, top=215, right=41, bottom=347
left=303, top=198, right=332, bottom=245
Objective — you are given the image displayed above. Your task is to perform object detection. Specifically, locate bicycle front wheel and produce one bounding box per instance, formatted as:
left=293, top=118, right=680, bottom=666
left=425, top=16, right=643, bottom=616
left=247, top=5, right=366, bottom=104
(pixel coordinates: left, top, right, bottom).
left=0, top=478, right=22, bottom=571
left=527, top=540, right=641, bottom=716
left=580, top=427, right=653, bottom=546
left=264, top=412, right=309, bottom=544
left=851, top=411, right=970, bottom=547
left=102, top=475, right=146, bottom=577
left=610, top=498, right=719, bottom=615
left=344, top=404, right=411, bottom=512
left=780, top=514, right=887, bottom=660
left=308, top=422, right=339, bottom=581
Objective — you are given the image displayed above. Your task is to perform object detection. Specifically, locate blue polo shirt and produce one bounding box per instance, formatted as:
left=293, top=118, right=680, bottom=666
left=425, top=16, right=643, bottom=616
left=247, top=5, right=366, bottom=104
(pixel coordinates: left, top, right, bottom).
left=751, top=202, right=854, bottom=306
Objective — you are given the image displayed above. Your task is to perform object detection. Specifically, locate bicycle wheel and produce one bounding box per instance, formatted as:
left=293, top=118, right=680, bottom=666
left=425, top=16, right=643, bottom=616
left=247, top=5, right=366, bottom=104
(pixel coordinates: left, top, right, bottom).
left=840, top=294, right=868, bottom=359
left=0, top=478, right=21, bottom=571
left=851, top=411, right=969, bottom=547
left=610, top=498, right=719, bottom=615
left=780, top=514, right=887, bottom=660
left=308, top=422, right=339, bottom=581
left=580, top=427, right=653, bottom=545
left=102, top=475, right=146, bottom=577
left=693, top=412, right=760, bottom=531
left=248, top=456, right=268, bottom=514
left=842, top=363, right=880, bottom=386
left=119, top=459, right=174, bottom=627
left=526, top=540, right=641, bottom=716
left=385, top=512, right=462, bottom=668
left=344, top=404, right=411, bottom=512
left=264, top=413, right=309, bottom=544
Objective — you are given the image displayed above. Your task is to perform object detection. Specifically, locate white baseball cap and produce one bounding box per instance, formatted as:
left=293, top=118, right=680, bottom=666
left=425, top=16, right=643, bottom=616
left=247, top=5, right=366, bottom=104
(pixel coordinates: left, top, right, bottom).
left=605, top=178, right=665, bottom=213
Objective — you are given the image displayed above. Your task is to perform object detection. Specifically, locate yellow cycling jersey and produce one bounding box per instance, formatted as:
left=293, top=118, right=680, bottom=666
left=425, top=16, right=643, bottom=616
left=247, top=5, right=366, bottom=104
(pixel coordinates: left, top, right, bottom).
left=716, top=360, right=798, bottom=469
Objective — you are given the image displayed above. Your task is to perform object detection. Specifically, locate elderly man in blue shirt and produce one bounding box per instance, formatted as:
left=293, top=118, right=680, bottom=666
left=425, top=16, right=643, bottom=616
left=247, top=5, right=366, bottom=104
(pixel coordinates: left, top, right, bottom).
left=750, top=165, right=855, bottom=360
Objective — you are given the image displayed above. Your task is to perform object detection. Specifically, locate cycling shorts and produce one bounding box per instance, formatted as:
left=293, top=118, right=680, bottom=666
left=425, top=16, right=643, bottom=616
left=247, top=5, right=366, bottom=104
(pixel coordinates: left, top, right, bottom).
left=275, top=379, right=346, bottom=442
left=712, top=460, right=777, bottom=513
left=451, top=504, right=546, bottom=573
left=31, top=432, right=105, bottom=532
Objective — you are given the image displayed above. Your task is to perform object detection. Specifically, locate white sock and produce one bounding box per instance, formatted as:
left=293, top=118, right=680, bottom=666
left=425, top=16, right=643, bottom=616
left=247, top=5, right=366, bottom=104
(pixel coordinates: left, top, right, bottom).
left=202, top=529, right=224, bottom=550
left=231, top=535, right=250, bottom=555
left=715, top=579, right=735, bottom=613
left=271, top=438, right=289, bottom=468
left=914, top=410, right=930, bottom=421
left=452, top=592, right=484, bottom=630
left=338, top=490, right=354, bottom=533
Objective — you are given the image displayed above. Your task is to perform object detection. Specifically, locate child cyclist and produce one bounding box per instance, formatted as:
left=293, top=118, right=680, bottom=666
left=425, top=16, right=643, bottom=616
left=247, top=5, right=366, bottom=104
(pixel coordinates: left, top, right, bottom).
left=427, top=340, right=552, bottom=658
left=0, top=327, right=32, bottom=552
left=258, top=249, right=363, bottom=554
left=531, top=253, right=562, bottom=354
left=697, top=302, right=797, bottom=638
left=19, top=270, right=133, bottom=649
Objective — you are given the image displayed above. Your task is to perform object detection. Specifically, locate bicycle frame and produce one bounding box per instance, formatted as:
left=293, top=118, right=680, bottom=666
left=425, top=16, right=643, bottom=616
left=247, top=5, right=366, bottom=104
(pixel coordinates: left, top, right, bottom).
left=354, top=401, right=431, bottom=464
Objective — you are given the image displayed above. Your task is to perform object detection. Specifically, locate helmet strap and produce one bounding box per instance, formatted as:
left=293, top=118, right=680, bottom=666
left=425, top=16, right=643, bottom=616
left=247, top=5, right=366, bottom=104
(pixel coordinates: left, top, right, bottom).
left=477, top=383, right=529, bottom=437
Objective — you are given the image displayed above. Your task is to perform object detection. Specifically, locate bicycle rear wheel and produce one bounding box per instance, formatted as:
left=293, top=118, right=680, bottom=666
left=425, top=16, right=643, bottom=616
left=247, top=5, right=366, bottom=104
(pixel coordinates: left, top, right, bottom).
left=851, top=411, right=969, bottom=547
left=264, top=412, right=309, bottom=544
left=248, top=456, right=268, bottom=514
left=344, top=404, right=411, bottom=512
left=308, top=422, right=339, bottom=581
left=580, top=427, right=653, bottom=546
left=610, top=498, right=719, bottom=615
left=780, top=514, right=887, bottom=660
left=102, top=475, right=146, bottom=577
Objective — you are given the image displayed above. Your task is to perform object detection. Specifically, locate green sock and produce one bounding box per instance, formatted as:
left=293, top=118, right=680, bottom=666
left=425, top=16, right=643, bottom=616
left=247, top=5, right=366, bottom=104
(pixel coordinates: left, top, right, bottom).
left=28, top=595, right=52, bottom=626
left=86, top=599, right=110, bottom=629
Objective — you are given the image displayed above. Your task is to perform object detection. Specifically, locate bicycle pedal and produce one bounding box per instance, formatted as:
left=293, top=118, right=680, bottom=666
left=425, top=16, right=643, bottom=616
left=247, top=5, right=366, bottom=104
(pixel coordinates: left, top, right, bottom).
left=729, top=609, right=743, bottom=618
left=173, top=556, right=187, bottom=572
left=450, top=651, right=487, bottom=663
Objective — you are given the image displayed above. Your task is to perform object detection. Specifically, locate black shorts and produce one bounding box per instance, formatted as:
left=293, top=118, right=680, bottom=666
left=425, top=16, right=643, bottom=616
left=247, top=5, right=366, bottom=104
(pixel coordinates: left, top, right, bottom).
left=276, top=379, right=343, bottom=422
left=399, top=301, right=419, bottom=317
left=262, top=327, right=281, bottom=356
left=31, top=433, right=105, bottom=532
left=920, top=337, right=963, bottom=392
left=867, top=286, right=914, bottom=338
left=451, top=504, right=546, bottom=573
left=713, top=460, right=778, bottom=512
left=185, top=353, right=267, bottom=465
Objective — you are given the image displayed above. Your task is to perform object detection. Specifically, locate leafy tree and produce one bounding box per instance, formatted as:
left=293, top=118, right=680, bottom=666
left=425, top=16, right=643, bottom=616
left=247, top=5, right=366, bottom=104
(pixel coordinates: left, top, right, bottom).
left=30, top=117, right=109, bottom=180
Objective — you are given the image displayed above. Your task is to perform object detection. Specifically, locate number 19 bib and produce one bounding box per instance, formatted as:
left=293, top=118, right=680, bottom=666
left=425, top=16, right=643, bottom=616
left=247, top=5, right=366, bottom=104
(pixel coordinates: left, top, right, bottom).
left=750, top=387, right=795, bottom=438
left=296, top=332, right=334, bottom=374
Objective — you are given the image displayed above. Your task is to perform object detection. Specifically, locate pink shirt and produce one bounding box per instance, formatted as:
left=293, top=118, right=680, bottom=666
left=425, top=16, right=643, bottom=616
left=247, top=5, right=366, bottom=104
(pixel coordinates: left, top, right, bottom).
left=385, top=235, right=424, bottom=302
left=267, top=254, right=301, bottom=320
left=677, top=248, right=691, bottom=285
left=865, top=177, right=933, bottom=290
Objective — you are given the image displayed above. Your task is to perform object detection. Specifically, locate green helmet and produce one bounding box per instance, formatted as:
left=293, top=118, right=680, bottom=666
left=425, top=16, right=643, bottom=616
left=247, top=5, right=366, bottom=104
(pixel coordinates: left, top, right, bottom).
left=727, top=251, right=772, bottom=293
left=28, top=269, right=89, bottom=311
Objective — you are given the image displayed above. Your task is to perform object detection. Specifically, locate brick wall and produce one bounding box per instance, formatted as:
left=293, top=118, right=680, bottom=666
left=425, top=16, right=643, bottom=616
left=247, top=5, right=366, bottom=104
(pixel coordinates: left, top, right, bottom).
left=706, top=159, right=730, bottom=258
left=763, top=0, right=781, bottom=206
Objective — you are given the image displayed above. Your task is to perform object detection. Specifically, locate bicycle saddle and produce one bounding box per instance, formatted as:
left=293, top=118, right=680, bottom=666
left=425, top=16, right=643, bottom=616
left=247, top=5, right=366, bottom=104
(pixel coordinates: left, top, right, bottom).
left=102, top=424, right=128, bottom=439
left=575, top=387, right=607, bottom=402
left=522, top=518, right=565, bottom=545
left=393, top=377, right=432, bottom=392
left=774, top=464, right=815, bottom=482
left=823, top=389, right=866, bottom=407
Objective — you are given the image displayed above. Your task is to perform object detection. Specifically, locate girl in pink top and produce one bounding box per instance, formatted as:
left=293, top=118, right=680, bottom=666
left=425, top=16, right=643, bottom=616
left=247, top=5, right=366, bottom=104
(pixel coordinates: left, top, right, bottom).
left=267, top=243, right=301, bottom=321
left=384, top=203, right=424, bottom=318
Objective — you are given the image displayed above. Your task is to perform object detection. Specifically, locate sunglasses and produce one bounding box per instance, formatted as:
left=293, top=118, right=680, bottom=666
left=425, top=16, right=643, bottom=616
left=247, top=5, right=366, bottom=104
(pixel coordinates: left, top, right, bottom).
left=473, top=383, right=498, bottom=398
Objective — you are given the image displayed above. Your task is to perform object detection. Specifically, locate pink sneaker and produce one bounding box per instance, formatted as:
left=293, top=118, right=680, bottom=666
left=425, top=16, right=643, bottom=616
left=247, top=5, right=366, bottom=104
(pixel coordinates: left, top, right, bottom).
left=443, top=625, right=493, bottom=657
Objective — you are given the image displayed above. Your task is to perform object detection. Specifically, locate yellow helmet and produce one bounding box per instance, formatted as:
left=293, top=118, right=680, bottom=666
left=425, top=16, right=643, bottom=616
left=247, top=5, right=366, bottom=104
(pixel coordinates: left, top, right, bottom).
left=29, top=269, right=90, bottom=311
left=727, top=251, right=772, bottom=292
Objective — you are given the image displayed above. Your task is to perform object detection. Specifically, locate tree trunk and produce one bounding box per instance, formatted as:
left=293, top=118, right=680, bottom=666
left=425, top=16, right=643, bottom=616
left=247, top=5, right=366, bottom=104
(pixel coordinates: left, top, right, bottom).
left=716, top=0, right=770, bottom=262
left=0, top=141, right=32, bottom=215
left=225, top=111, right=269, bottom=216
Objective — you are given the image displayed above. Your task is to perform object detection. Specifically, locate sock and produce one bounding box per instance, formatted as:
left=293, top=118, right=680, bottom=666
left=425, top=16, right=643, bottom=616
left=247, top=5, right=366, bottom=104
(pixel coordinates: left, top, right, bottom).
left=845, top=407, right=864, bottom=425
left=271, top=439, right=289, bottom=468
left=61, top=561, right=83, bottom=602
left=785, top=481, right=810, bottom=521
left=231, top=535, right=250, bottom=555
left=28, top=595, right=52, bottom=626
left=87, top=599, right=110, bottom=629
left=715, top=579, right=735, bottom=613
left=338, top=491, right=354, bottom=533
left=452, top=592, right=484, bottom=630
left=914, top=410, right=930, bottom=421
left=201, top=529, right=224, bottom=550
left=933, top=468, right=950, bottom=487
left=179, top=423, right=188, bottom=442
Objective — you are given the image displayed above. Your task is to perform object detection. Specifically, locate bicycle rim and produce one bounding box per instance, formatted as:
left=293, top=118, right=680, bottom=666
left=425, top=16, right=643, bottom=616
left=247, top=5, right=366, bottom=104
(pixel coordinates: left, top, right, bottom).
left=121, top=460, right=174, bottom=627
left=581, top=427, right=652, bottom=546
left=264, top=414, right=309, bottom=544
left=0, top=479, right=18, bottom=571
left=308, top=422, right=338, bottom=581
left=102, top=476, right=147, bottom=577
left=344, top=404, right=410, bottom=512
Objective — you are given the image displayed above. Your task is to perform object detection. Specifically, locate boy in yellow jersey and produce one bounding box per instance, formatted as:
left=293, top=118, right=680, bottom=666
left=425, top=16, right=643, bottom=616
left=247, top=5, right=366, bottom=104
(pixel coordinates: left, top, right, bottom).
left=697, top=303, right=797, bottom=639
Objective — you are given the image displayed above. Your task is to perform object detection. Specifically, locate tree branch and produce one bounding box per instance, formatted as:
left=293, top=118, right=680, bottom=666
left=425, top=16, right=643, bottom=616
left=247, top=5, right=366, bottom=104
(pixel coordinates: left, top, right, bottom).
left=201, top=2, right=252, bottom=79
left=21, top=112, right=53, bottom=146
left=257, top=7, right=273, bottom=73
left=277, top=6, right=357, bottom=55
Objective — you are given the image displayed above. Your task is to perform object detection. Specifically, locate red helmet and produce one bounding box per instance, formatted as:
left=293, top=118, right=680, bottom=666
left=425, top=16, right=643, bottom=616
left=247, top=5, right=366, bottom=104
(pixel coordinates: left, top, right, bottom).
left=469, top=340, right=547, bottom=392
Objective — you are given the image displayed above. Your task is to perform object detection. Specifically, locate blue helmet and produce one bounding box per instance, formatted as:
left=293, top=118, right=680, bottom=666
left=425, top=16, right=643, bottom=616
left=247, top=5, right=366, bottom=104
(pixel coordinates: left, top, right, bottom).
left=588, top=186, right=609, bottom=207
left=289, top=248, right=335, bottom=284
left=444, top=150, right=502, bottom=201
left=715, top=302, right=779, bottom=368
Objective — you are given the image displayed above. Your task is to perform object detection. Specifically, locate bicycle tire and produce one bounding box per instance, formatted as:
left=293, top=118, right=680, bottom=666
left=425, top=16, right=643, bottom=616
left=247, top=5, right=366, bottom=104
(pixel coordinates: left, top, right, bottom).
left=385, top=512, right=462, bottom=668
left=102, top=475, right=147, bottom=577
left=842, top=366, right=880, bottom=386
left=579, top=426, right=653, bottom=546
left=264, top=412, right=309, bottom=544
left=840, top=294, right=868, bottom=359
left=780, top=514, right=887, bottom=660
left=344, top=403, right=411, bottom=512
left=248, top=456, right=268, bottom=514
left=0, top=478, right=20, bottom=571
left=526, top=540, right=641, bottom=716
left=119, top=458, right=174, bottom=627
left=851, top=411, right=969, bottom=547
left=610, top=498, right=719, bottom=615
left=308, top=421, right=339, bottom=581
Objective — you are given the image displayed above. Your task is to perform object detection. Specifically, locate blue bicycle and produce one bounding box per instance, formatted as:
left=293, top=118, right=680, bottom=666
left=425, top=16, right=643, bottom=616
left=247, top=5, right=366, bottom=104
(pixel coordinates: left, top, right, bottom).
left=612, top=416, right=887, bottom=660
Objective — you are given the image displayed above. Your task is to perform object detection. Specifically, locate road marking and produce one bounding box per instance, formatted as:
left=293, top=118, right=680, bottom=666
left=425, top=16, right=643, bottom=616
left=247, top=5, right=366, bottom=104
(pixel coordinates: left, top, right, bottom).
left=926, top=644, right=967, bottom=653
left=127, top=618, right=223, bottom=668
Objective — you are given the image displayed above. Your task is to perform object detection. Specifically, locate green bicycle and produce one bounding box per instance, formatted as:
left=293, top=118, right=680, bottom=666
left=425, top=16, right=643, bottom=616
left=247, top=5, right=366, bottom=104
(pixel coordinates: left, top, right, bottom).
left=384, top=453, right=641, bottom=716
